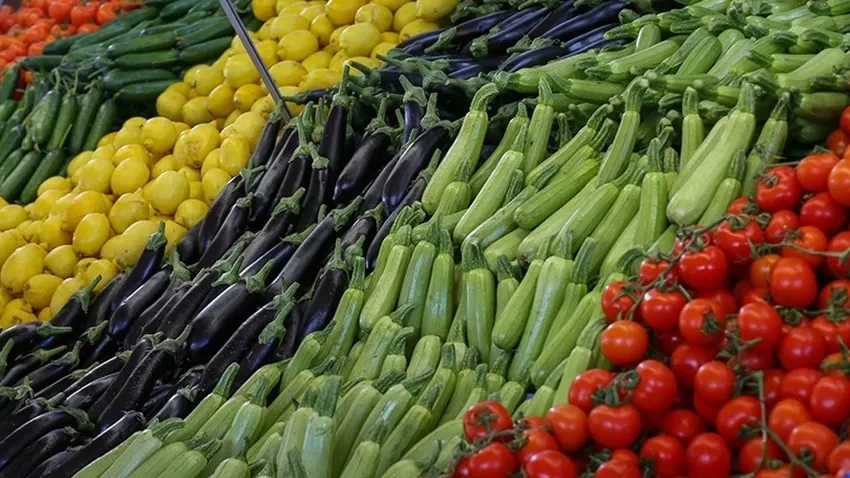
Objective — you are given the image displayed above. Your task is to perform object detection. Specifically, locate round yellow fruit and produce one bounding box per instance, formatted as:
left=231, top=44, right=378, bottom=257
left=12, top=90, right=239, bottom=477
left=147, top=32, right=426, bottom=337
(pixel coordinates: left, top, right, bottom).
left=84, top=259, right=118, bottom=292
left=112, top=144, right=151, bottom=167
left=113, top=125, right=143, bottom=149
left=300, top=3, right=325, bottom=22
left=253, top=0, right=277, bottom=21
left=400, top=19, right=439, bottom=41
left=175, top=199, right=209, bottom=229
left=50, top=277, right=85, bottom=314
left=310, top=14, right=334, bottom=46
left=416, top=0, right=458, bottom=21
left=225, top=53, right=261, bottom=88
left=300, top=68, right=340, bottom=90
left=63, top=191, right=111, bottom=232
left=329, top=50, right=349, bottom=73
left=23, top=274, right=63, bottom=310
left=208, top=83, right=236, bottom=118
left=234, top=83, right=266, bottom=112
left=111, top=157, right=150, bottom=195
left=326, top=0, right=366, bottom=25
left=92, top=144, right=117, bottom=165
left=227, top=111, right=266, bottom=145
left=166, top=82, right=192, bottom=97
left=219, top=136, right=253, bottom=176
left=373, top=0, right=408, bottom=11
left=340, top=23, right=381, bottom=57
left=355, top=3, right=393, bottom=32
left=108, top=192, right=152, bottom=234
left=251, top=95, right=276, bottom=116
left=37, top=177, right=71, bottom=197
left=73, top=213, right=113, bottom=257
left=99, top=235, right=124, bottom=263
left=40, top=216, right=71, bottom=250
left=0, top=230, right=24, bottom=266
left=44, top=245, right=78, bottom=279
left=270, top=13, right=309, bottom=39
left=116, top=221, right=160, bottom=268
left=280, top=0, right=309, bottom=14
left=145, top=171, right=190, bottom=215
left=65, top=151, right=93, bottom=177
left=30, top=189, right=65, bottom=220
left=74, top=257, right=96, bottom=277
left=178, top=167, right=201, bottom=182
left=97, top=132, right=117, bottom=148
left=392, top=2, right=417, bottom=32
left=189, top=181, right=204, bottom=201
left=77, top=158, right=114, bottom=194
left=202, top=149, right=222, bottom=177
left=380, top=31, right=399, bottom=43
left=277, top=30, right=319, bottom=62
left=301, top=50, right=333, bottom=71
left=0, top=300, right=35, bottom=328
left=141, top=117, right=178, bottom=154
left=371, top=41, right=395, bottom=60
left=174, top=123, right=220, bottom=168
left=151, top=155, right=176, bottom=178
left=0, top=289, right=11, bottom=311
left=182, top=96, right=214, bottom=126
left=162, top=220, right=187, bottom=251
left=202, top=168, right=231, bottom=203
left=256, top=39, right=279, bottom=67
left=328, top=25, right=346, bottom=52
left=0, top=205, right=26, bottom=231
left=270, top=60, right=308, bottom=87
left=1, top=244, right=46, bottom=294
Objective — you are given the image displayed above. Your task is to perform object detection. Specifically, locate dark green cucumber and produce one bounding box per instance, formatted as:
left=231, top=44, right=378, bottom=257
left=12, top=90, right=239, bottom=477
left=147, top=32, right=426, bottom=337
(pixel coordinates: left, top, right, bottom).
left=43, top=34, right=89, bottom=55
left=69, top=84, right=104, bottom=155
left=82, top=99, right=118, bottom=152
left=19, top=150, right=64, bottom=204
left=19, top=55, right=63, bottom=71
left=0, top=149, right=24, bottom=184
left=0, top=126, right=25, bottom=166
left=0, top=66, right=19, bottom=102
left=115, top=80, right=176, bottom=103
left=178, top=17, right=233, bottom=47
left=0, top=100, right=16, bottom=122
left=103, top=68, right=177, bottom=92
left=177, top=37, right=231, bottom=65
left=27, top=88, right=61, bottom=146
left=141, top=23, right=187, bottom=36
left=0, top=150, right=41, bottom=202
left=160, top=0, right=195, bottom=20
left=107, top=31, right=179, bottom=58
left=114, top=49, right=179, bottom=69
left=47, top=95, right=79, bottom=151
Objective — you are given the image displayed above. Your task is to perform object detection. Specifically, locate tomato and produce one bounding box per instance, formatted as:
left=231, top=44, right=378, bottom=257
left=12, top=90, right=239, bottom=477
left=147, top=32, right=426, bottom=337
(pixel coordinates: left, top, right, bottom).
left=812, top=316, right=842, bottom=354
left=826, top=231, right=850, bottom=278
left=594, top=460, right=641, bottom=478
left=693, top=392, right=721, bottom=426
left=678, top=299, right=726, bottom=346
left=801, top=193, right=848, bottom=236
left=640, top=435, right=684, bottom=478
left=728, top=348, right=777, bottom=371
left=587, top=404, right=642, bottom=450
left=798, top=152, right=841, bottom=192
left=610, top=449, right=640, bottom=466
left=695, top=289, right=737, bottom=318
left=693, top=361, right=736, bottom=406
left=780, top=368, right=824, bottom=404
left=829, top=159, right=850, bottom=207
left=757, top=166, right=803, bottom=213
left=782, top=226, right=829, bottom=268
left=727, top=196, right=760, bottom=216
left=638, top=257, right=675, bottom=286
left=77, top=23, right=98, bottom=33
left=661, top=409, right=705, bottom=446
left=600, top=321, right=648, bottom=367
left=685, top=433, right=732, bottom=478
left=770, top=257, right=818, bottom=308
left=465, top=443, right=518, bottom=478
left=769, top=398, right=812, bottom=443
left=47, top=0, right=73, bottom=21
left=714, top=218, right=764, bottom=265
left=716, top=396, right=762, bottom=448
left=520, top=416, right=547, bottom=430
left=670, top=343, right=717, bottom=388
left=809, top=376, right=850, bottom=428
left=764, top=210, right=802, bottom=244
left=640, top=288, right=687, bottom=331
left=778, top=327, right=827, bottom=370
left=822, top=352, right=850, bottom=377
left=516, top=429, right=559, bottom=466
left=750, top=254, right=781, bottom=289
left=738, top=437, right=783, bottom=474
left=523, top=450, right=577, bottom=478
left=463, top=401, right=513, bottom=443
left=600, top=280, right=640, bottom=323
left=820, top=279, right=850, bottom=310
left=828, top=129, right=849, bottom=156
left=763, top=369, right=785, bottom=409
left=842, top=106, right=850, bottom=136
left=96, top=2, right=120, bottom=24
left=788, top=422, right=839, bottom=472
left=828, top=442, right=850, bottom=473
left=568, top=369, right=616, bottom=414
left=70, top=3, right=97, bottom=27
left=627, top=360, right=678, bottom=412
left=677, top=246, right=728, bottom=292
left=545, top=404, right=587, bottom=453
left=655, top=330, right=684, bottom=356
left=737, top=302, right=783, bottom=353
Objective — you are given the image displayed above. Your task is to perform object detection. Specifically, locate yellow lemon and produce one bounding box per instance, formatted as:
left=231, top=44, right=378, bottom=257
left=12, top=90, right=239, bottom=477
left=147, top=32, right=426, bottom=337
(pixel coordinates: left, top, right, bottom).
left=0, top=205, right=26, bottom=231
left=156, top=89, right=189, bottom=122
left=178, top=167, right=202, bottom=182
left=108, top=192, right=152, bottom=234
left=15, top=220, right=34, bottom=242
left=300, top=68, right=340, bottom=90
left=371, top=41, right=396, bottom=60
left=175, top=199, right=209, bottom=229
left=30, top=189, right=65, bottom=220
left=182, top=96, right=214, bottom=126
left=326, top=0, right=366, bottom=25
left=151, top=154, right=177, bottom=178
left=220, top=136, right=253, bottom=176
left=37, top=307, right=50, bottom=321
left=49, top=193, right=75, bottom=218
left=141, top=117, right=178, bottom=154
left=227, top=111, right=266, bottom=144
left=162, top=220, right=187, bottom=252
left=99, top=235, right=124, bottom=263
left=125, top=117, right=146, bottom=129
left=278, top=85, right=305, bottom=115
left=74, top=257, right=96, bottom=277
left=380, top=31, right=399, bottom=43
left=174, top=123, right=220, bottom=168
left=355, top=3, right=393, bottom=32
left=112, top=144, right=151, bottom=167
left=329, top=50, right=349, bottom=72
left=84, top=259, right=118, bottom=292
left=202, top=168, right=231, bottom=203
left=251, top=95, right=276, bottom=116
left=373, top=0, right=408, bottom=11
left=97, top=132, right=118, bottom=148
left=0, top=289, right=12, bottom=311
left=253, top=0, right=277, bottom=21
left=189, top=181, right=204, bottom=200
left=0, top=301, right=36, bottom=328
left=37, top=177, right=71, bottom=197
left=225, top=53, right=261, bottom=88
left=195, top=67, right=226, bottom=97
left=310, top=14, right=335, bottom=46
left=22, top=274, right=63, bottom=310
left=224, top=110, right=241, bottom=128
left=110, top=157, right=150, bottom=195
left=116, top=221, right=160, bottom=268
left=66, top=151, right=93, bottom=177
left=72, top=213, right=113, bottom=257
left=63, top=191, right=111, bottom=232
left=277, top=30, right=319, bottom=62
left=416, top=0, right=458, bottom=21
left=270, top=60, right=307, bottom=87
left=50, top=277, right=85, bottom=314
left=270, top=13, right=310, bottom=42
left=275, top=0, right=300, bottom=13
left=392, top=2, right=417, bottom=32
left=0, top=230, right=24, bottom=266
left=400, top=18, right=439, bottom=40
left=166, top=82, right=192, bottom=97
left=77, top=158, right=114, bottom=194
left=1, top=244, right=46, bottom=294
left=113, top=126, right=143, bottom=149
left=40, top=216, right=71, bottom=250
left=234, top=83, right=267, bottom=112
left=300, top=3, right=325, bottom=22
left=144, top=171, right=190, bottom=215
left=208, top=84, right=236, bottom=118
left=280, top=1, right=310, bottom=14
left=202, top=149, right=222, bottom=177
left=256, top=39, right=279, bottom=66
left=44, top=245, right=78, bottom=279
left=301, top=50, right=333, bottom=71
left=328, top=25, right=346, bottom=52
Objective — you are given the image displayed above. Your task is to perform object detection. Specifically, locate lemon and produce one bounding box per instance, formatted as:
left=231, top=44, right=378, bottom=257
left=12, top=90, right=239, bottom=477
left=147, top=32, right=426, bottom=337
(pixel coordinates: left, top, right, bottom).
left=40, top=216, right=71, bottom=250
left=15, top=220, right=35, bottom=242
left=415, top=0, right=457, bottom=21
left=224, top=110, right=241, bottom=128
left=145, top=171, right=190, bottom=215
left=0, top=205, right=26, bottom=231
left=30, top=189, right=65, bottom=220
left=329, top=50, right=349, bottom=73
left=156, top=89, right=189, bottom=122
left=301, top=50, right=333, bottom=71
left=208, top=84, right=236, bottom=119
left=141, top=117, right=178, bottom=155
left=220, top=136, right=253, bottom=175
left=201, top=149, right=222, bottom=178
left=50, top=277, right=85, bottom=314
left=188, top=181, right=204, bottom=201
left=227, top=112, right=266, bottom=144
left=252, top=95, right=277, bottom=116
left=327, top=0, right=366, bottom=25
left=310, top=14, right=335, bottom=46
left=270, top=60, right=308, bottom=87
left=373, top=0, right=408, bottom=11
left=113, top=144, right=151, bottom=167
left=110, top=157, right=150, bottom=195
left=0, top=289, right=11, bottom=311
left=400, top=19, right=439, bottom=40
left=116, top=221, right=160, bottom=268
left=300, top=68, right=340, bottom=90
left=152, top=155, right=177, bottom=178
left=278, top=85, right=305, bottom=115
left=183, top=64, right=208, bottom=86
left=44, top=245, right=78, bottom=279
left=0, top=230, right=24, bottom=265
left=179, top=167, right=202, bottom=182
left=182, top=96, right=215, bottom=126
left=125, top=117, right=147, bottom=129
left=380, top=31, right=399, bottom=43
left=74, top=257, right=96, bottom=278
left=175, top=199, right=210, bottom=229
left=166, top=82, right=192, bottom=97
left=108, top=192, right=152, bottom=234
left=66, top=151, right=93, bottom=177
left=174, top=123, right=220, bottom=169
left=276, top=0, right=300, bottom=12
left=64, top=191, right=111, bottom=232
left=73, top=213, right=113, bottom=257
left=281, top=1, right=310, bottom=14
left=355, top=3, right=393, bottom=32
left=253, top=0, right=277, bottom=21
left=202, top=168, right=231, bottom=203
left=84, top=259, right=118, bottom=292
left=277, top=30, right=319, bottom=62
left=113, top=126, right=143, bottom=149
left=371, top=41, right=395, bottom=60
left=37, top=177, right=71, bottom=197
left=23, top=274, right=63, bottom=310
left=225, top=53, right=261, bottom=88
left=270, top=13, right=309, bottom=41
left=256, top=39, right=279, bottom=66
left=49, top=193, right=75, bottom=218
left=162, top=221, right=187, bottom=251
left=0, top=301, right=36, bottom=328
left=392, top=2, right=417, bottom=32
left=234, top=84, right=266, bottom=112
left=99, top=235, right=124, bottom=263
left=98, top=132, right=118, bottom=148
left=300, top=3, right=325, bottom=22
left=77, top=158, right=114, bottom=194
left=1, top=244, right=46, bottom=294
left=346, top=56, right=381, bottom=72
left=329, top=26, right=346, bottom=52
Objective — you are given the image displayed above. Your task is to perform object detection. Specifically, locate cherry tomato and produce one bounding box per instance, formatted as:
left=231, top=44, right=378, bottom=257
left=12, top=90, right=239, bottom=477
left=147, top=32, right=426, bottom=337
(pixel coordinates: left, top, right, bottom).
left=841, top=106, right=850, bottom=136
left=568, top=369, right=616, bottom=414
left=640, top=435, right=685, bottom=478
left=47, top=0, right=73, bottom=21
left=677, top=246, right=729, bottom=292
left=826, top=231, right=850, bottom=278
left=764, top=210, right=802, bottom=244
left=809, top=376, right=850, bottom=428
left=640, top=288, right=687, bottom=331
left=770, top=257, right=818, bottom=308
left=782, top=226, right=829, bottom=268
left=695, top=289, right=737, bottom=317
left=595, top=460, right=641, bottom=478
left=661, top=409, right=705, bottom=446
left=769, top=398, right=812, bottom=443
left=820, top=279, right=850, bottom=310
left=77, top=23, right=98, bottom=33
left=611, top=449, right=640, bottom=466
left=737, top=302, right=783, bottom=353
left=587, top=404, right=642, bottom=450
left=519, top=416, right=547, bottom=430
left=523, top=450, right=577, bottom=478
left=70, top=3, right=97, bottom=27
left=96, top=2, right=120, bottom=24
left=627, top=360, right=678, bottom=412
left=463, top=401, right=513, bottom=443
left=694, top=361, right=736, bottom=406
left=545, top=404, right=587, bottom=453
left=715, top=396, right=762, bottom=448
left=778, top=327, right=827, bottom=370
left=750, top=254, right=781, bottom=289
left=788, top=422, right=839, bottom=472
left=601, top=280, right=640, bottom=323
left=685, top=433, right=732, bottom=478
left=829, top=159, right=850, bottom=207
left=670, top=343, right=717, bottom=388
left=714, top=218, right=764, bottom=265
left=781, top=368, right=824, bottom=405
left=756, top=165, right=803, bottom=213
left=678, top=298, right=726, bottom=346
left=516, top=429, right=559, bottom=466
left=655, top=329, right=684, bottom=356
left=801, top=192, right=848, bottom=236
left=828, top=129, right=849, bottom=156
left=763, top=369, right=785, bottom=409
left=466, top=443, right=519, bottom=478
left=638, top=257, right=674, bottom=286
left=727, top=196, right=760, bottom=216
left=600, top=321, right=649, bottom=367
left=810, top=316, right=843, bottom=354
left=828, top=442, right=850, bottom=474
left=822, top=352, right=850, bottom=377
left=693, top=391, right=721, bottom=427
left=738, top=437, right=783, bottom=474
left=798, top=152, right=841, bottom=192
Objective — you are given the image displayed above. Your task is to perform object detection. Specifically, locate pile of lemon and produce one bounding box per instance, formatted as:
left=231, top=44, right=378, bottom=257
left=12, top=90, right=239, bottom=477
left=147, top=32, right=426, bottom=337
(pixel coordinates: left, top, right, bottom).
left=156, top=0, right=452, bottom=126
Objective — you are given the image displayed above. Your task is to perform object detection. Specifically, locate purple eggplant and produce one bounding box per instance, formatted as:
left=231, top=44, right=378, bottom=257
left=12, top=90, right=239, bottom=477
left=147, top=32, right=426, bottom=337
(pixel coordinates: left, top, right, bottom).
left=317, top=75, right=352, bottom=186
left=62, top=372, right=117, bottom=411
left=85, top=334, right=160, bottom=420
left=275, top=297, right=309, bottom=360
left=0, top=426, right=79, bottom=478
left=538, top=1, right=625, bottom=41
left=399, top=77, right=425, bottom=144
left=0, top=322, right=72, bottom=364
left=195, top=193, right=254, bottom=270
left=52, top=351, right=127, bottom=400
left=233, top=304, right=290, bottom=389
left=142, top=383, right=176, bottom=418
left=273, top=136, right=312, bottom=213
left=240, top=222, right=315, bottom=282
left=249, top=121, right=300, bottom=225
left=527, top=0, right=578, bottom=37
left=333, top=98, right=395, bottom=205
left=340, top=204, right=384, bottom=253
left=175, top=224, right=201, bottom=265
left=45, top=275, right=101, bottom=337
left=197, top=170, right=253, bottom=253
left=0, top=392, right=65, bottom=436
left=468, top=6, right=551, bottom=57
left=292, top=144, right=330, bottom=233
left=246, top=114, right=283, bottom=169
left=0, top=345, right=67, bottom=386
left=110, top=223, right=167, bottom=311
left=401, top=9, right=513, bottom=55
left=358, top=153, right=401, bottom=215
left=0, top=408, right=91, bottom=473
left=26, top=342, right=82, bottom=393
left=107, top=269, right=172, bottom=341
left=297, top=242, right=348, bottom=342
left=25, top=448, right=77, bottom=477
left=126, top=280, right=192, bottom=349
left=151, top=388, right=195, bottom=421
left=83, top=272, right=125, bottom=329
left=78, top=334, right=118, bottom=369
left=241, top=189, right=306, bottom=269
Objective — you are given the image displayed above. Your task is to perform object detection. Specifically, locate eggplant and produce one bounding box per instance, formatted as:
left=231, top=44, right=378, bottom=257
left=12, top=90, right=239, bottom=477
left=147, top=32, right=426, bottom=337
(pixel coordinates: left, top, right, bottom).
left=0, top=426, right=78, bottom=478
left=366, top=183, right=428, bottom=270
left=156, top=264, right=234, bottom=340
left=26, top=342, right=82, bottom=393
left=527, top=0, right=578, bottom=37
left=358, top=152, right=401, bottom=215
left=340, top=204, right=384, bottom=253
left=195, top=193, right=254, bottom=270
left=47, top=276, right=102, bottom=335
left=246, top=114, right=283, bottom=168
left=272, top=123, right=313, bottom=213
left=292, top=145, right=331, bottom=232
left=197, top=172, right=249, bottom=252
left=126, top=281, right=191, bottom=349
left=85, top=334, right=159, bottom=420
left=141, top=383, right=176, bottom=418
left=468, top=6, right=551, bottom=57
left=56, top=352, right=128, bottom=399
left=0, top=408, right=91, bottom=473
left=318, top=78, right=352, bottom=184
left=275, top=297, right=309, bottom=360
left=269, top=122, right=297, bottom=165
left=241, top=189, right=307, bottom=269
left=78, top=335, right=118, bottom=369
left=539, top=1, right=626, bottom=41
left=0, top=345, right=67, bottom=386
left=266, top=197, right=362, bottom=298
left=249, top=122, right=300, bottom=225
left=333, top=99, right=395, bottom=205
left=397, top=27, right=444, bottom=54
left=107, top=269, right=172, bottom=341
left=500, top=44, right=573, bottom=72
left=240, top=223, right=315, bottom=281
left=45, top=411, right=145, bottom=478
left=449, top=55, right=509, bottom=79
left=0, top=322, right=72, bottom=364
left=151, top=388, right=195, bottom=421
left=233, top=307, right=290, bottom=389
left=95, top=329, right=189, bottom=431
left=62, top=372, right=116, bottom=411
left=398, top=79, right=424, bottom=145
left=427, top=9, right=515, bottom=54
left=0, top=384, right=32, bottom=422
left=83, top=272, right=125, bottom=329
left=297, top=243, right=348, bottom=342
left=175, top=224, right=201, bottom=265
left=110, top=223, right=168, bottom=311
left=0, top=392, right=65, bottom=436
left=25, top=448, right=77, bottom=477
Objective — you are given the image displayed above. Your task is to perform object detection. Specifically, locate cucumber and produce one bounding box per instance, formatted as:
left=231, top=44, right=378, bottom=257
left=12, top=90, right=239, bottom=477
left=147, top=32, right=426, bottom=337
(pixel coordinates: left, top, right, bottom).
left=178, top=17, right=233, bottom=47
left=160, top=0, right=195, bottom=20
left=69, top=84, right=104, bottom=155
left=19, top=151, right=64, bottom=204
left=46, top=94, right=79, bottom=151
left=82, top=99, right=118, bottom=152
left=18, top=55, right=63, bottom=71
left=113, top=49, right=179, bottom=70
left=103, top=68, right=177, bottom=92
left=0, top=100, right=16, bottom=122
left=115, top=81, right=177, bottom=103
left=141, top=23, right=186, bottom=36
left=43, top=33, right=89, bottom=55
left=107, top=31, right=179, bottom=58
left=0, top=150, right=41, bottom=202
left=0, top=66, right=19, bottom=102
left=0, top=149, right=24, bottom=184
left=178, top=37, right=232, bottom=65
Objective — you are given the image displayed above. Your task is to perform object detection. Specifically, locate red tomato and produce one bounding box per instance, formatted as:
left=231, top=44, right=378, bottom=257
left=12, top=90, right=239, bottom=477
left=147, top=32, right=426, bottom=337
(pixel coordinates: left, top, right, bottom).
left=96, top=2, right=120, bottom=24
left=693, top=391, right=721, bottom=427
left=568, top=369, right=616, bottom=414
left=640, top=435, right=685, bottom=478
left=800, top=192, right=848, bottom=236
left=516, top=429, right=559, bottom=466
left=756, top=166, right=803, bottom=213
left=822, top=352, right=850, bottom=377
left=677, top=246, right=728, bottom=292
left=523, top=450, right=577, bottom=478
left=670, top=343, right=717, bottom=388
left=820, top=279, right=850, bottom=309
left=463, top=401, right=513, bottom=443
left=678, top=298, right=726, bottom=346
left=728, top=348, right=777, bottom=371
left=781, top=368, right=825, bottom=404
left=715, top=396, right=762, bottom=448
left=750, top=254, right=781, bottom=289
left=655, top=329, right=684, bottom=356
left=638, top=257, right=674, bottom=286
left=587, top=404, right=642, bottom=450
left=798, top=152, right=841, bottom=192
left=628, top=360, right=678, bottom=412
left=828, top=442, right=850, bottom=474
left=77, top=23, right=98, bottom=33
left=610, top=449, right=640, bottom=465
left=47, top=0, right=73, bottom=21
left=727, top=196, right=760, bottom=216
left=788, top=422, right=839, bottom=472
left=70, top=3, right=97, bottom=27
left=600, top=321, right=648, bottom=367
left=764, top=210, right=802, bottom=244
left=695, top=289, right=737, bottom=317
left=812, top=316, right=842, bottom=353
left=465, top=443, right=518, bottom=478
left=661, top=409, right=705, bottom=446
left=828, top=129, right=849, bottom=156
left=809, top=376, right=850, bottom=428
left=594, top=460, right=641, bottom=478
left=694, top=361, right=736, bottom=406
left=601, top=280, right=640, bottom=322
left=738, top=437, right=783, bottom=474
left=640, top=288, right=687, bottom=332
left=742, top=287, right=772, bottom=305
left=545, top=405, right=587, bottom=453
left=826, top=231, right=850, bottom=278
left=778, top=327, right=827, bottom=370
left=685, top=433, right=732, bottom=478
left=714, top=218, right=764, bottom=265
left=782, top=226, right=829, bottom=268
left=828, top=159, right=850, bottom=207
left=841, top=106, right=850, bottom=135
left=769, top=398, right=812, bottom=442
left=520, top=416, right=547, bottom=430
left=737, top=302, right=783, bottom=352
left=770, top=257, right=818, bottom=308
left=763, top=369, right=785, bottom=409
